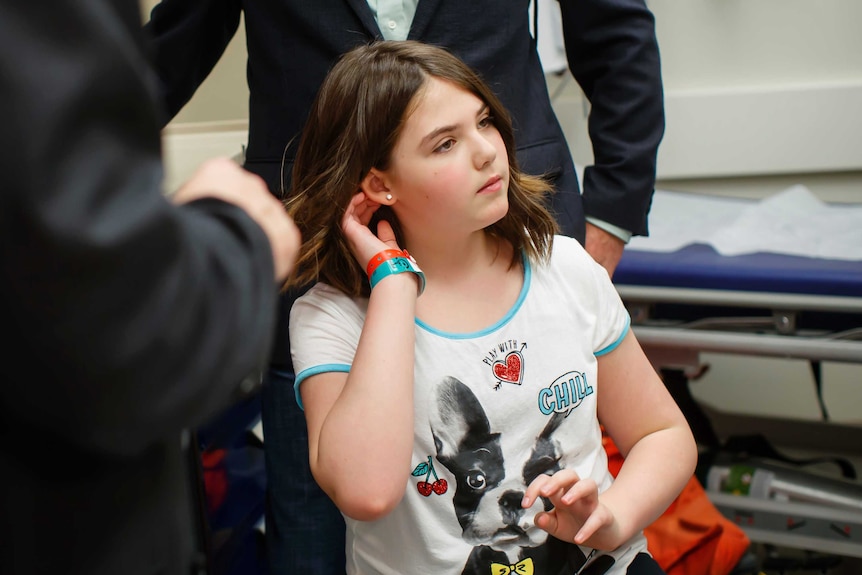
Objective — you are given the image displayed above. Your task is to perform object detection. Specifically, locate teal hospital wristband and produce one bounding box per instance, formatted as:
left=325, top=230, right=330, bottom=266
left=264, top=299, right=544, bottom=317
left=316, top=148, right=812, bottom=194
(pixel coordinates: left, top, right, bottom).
left=369, top=255, right=426, bottom=295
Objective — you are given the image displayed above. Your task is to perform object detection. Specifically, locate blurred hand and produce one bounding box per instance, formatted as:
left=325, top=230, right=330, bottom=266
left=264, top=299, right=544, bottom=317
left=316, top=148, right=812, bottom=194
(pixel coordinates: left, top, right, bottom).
left=172, top=157, right=300, bottom=282
left=584, top=223, right=625, bottom=277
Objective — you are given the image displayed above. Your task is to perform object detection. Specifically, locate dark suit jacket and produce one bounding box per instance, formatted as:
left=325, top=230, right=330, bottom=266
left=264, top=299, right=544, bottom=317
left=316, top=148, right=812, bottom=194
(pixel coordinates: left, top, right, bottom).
left=0, top=1, right=280, bottom=573
left=145, top=0, right=665, bottom=369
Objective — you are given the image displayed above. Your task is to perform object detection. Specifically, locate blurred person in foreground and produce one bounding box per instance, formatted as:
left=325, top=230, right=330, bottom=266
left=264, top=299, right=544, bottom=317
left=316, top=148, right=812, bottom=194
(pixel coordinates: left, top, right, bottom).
left=0, top=1, right=300, bottom=574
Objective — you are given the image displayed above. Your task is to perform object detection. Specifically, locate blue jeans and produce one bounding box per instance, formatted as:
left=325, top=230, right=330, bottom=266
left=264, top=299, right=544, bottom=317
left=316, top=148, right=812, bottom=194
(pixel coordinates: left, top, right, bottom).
left=261, top=368, right=346, bottom=574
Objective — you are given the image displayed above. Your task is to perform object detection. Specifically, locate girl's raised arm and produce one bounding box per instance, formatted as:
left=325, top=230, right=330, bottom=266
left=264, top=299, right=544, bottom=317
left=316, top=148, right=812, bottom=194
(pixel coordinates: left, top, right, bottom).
left=300, top=192, right=422, bottom=522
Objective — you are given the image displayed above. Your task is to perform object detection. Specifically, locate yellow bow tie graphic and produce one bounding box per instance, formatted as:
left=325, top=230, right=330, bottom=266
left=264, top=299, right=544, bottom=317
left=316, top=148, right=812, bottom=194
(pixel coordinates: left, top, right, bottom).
left=490, top=557, right=534, bottom=575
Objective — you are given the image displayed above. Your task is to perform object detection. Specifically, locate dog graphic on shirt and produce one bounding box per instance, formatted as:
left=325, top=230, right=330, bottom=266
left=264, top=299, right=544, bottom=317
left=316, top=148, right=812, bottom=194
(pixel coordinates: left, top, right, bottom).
left=430, top=376, right=588, bottom=575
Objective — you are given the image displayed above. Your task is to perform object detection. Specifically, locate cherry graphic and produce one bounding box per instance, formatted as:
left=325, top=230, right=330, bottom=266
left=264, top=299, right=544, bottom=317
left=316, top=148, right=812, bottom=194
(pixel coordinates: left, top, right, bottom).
left=411, top=456, right=448, bottom=497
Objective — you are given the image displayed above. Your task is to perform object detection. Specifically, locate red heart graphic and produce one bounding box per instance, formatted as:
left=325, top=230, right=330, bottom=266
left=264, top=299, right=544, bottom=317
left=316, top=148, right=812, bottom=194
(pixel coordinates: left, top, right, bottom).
left=493, top=352, right=522, bottom=384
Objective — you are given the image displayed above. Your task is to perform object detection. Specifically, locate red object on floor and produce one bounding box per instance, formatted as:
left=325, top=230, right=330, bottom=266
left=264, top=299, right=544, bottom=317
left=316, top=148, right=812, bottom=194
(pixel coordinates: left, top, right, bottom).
left=201, top=448, right=229, bottom=515
left=603, top=434, right=750, bottom=575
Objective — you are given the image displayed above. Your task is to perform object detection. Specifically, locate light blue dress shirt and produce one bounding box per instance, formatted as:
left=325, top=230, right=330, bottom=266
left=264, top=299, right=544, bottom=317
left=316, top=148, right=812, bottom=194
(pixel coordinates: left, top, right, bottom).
left=367, top=0, right=418, bottom=41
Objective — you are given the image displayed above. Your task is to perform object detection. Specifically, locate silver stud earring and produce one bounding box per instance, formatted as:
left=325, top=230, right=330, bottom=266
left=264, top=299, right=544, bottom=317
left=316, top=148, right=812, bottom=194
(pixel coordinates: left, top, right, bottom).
left=386, top=194, right=393, bottom=201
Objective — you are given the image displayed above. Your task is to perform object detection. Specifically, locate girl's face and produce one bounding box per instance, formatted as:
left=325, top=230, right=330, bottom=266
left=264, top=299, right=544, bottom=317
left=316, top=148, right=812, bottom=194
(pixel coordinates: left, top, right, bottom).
left=379, top=77, right=510, bottom=241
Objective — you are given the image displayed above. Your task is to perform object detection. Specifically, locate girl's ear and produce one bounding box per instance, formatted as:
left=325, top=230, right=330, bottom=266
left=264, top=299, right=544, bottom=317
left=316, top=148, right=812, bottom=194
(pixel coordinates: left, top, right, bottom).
left=360, top=169, right=394, bottom=204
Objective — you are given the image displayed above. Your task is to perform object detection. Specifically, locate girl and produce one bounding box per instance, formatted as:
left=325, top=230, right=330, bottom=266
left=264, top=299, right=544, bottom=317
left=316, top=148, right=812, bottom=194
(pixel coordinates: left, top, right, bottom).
left=284, top=41, right=696, bottom=575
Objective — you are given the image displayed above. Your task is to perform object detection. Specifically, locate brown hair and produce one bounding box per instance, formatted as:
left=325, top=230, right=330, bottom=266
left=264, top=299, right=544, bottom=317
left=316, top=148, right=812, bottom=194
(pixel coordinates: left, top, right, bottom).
left=283, top=41, right=558, bottom=296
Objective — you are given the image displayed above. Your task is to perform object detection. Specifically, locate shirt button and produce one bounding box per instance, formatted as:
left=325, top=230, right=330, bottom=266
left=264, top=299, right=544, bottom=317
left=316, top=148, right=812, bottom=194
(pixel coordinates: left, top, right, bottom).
left=387, top=20, right=397, bottom=30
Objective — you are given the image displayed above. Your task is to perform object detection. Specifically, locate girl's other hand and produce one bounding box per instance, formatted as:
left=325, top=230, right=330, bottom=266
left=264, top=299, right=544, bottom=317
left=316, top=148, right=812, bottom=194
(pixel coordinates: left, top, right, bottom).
left=341, top=192, right=401, bottom=265
left=523, top=469, right=622, bottom=551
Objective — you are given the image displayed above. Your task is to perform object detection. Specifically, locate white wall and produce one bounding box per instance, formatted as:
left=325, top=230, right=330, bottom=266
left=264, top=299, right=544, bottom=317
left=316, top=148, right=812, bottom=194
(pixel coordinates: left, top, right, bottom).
left=552, top=0, right=862, bottom=201
left=147, top=0, right=862, bottom=434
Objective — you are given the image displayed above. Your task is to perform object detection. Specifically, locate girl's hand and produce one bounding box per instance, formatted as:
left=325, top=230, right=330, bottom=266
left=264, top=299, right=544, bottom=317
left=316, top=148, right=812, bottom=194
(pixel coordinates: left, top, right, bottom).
left=341, top=192, right=401, bottom=266
left=523, top=470, right=622, bottom=551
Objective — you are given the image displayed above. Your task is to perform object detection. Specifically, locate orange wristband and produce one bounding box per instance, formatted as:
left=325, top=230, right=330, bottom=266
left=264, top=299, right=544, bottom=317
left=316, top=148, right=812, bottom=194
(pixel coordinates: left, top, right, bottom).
left=366, top=249, right=406, bottom=279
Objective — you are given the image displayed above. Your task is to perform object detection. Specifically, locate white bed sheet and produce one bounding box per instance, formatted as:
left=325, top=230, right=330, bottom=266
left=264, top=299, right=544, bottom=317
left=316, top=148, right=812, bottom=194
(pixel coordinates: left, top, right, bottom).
left=627, top=185, right=862, bottom=261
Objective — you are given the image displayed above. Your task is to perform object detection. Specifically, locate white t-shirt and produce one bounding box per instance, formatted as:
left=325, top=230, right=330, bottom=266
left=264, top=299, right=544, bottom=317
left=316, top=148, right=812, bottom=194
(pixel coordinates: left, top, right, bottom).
left=290, top=235, right=648, bottom=574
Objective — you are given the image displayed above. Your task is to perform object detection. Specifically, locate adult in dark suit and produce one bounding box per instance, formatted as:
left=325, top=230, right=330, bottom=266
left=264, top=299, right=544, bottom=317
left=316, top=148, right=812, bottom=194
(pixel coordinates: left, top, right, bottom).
left=144, top=1, right=664, bottom=573
left=0, top=1, right=300, bottom=574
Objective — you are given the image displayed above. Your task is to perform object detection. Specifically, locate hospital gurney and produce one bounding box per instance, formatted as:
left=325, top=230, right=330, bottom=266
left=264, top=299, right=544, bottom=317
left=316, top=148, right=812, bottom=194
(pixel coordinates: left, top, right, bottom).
left=612, top=190, right=862, bottom=558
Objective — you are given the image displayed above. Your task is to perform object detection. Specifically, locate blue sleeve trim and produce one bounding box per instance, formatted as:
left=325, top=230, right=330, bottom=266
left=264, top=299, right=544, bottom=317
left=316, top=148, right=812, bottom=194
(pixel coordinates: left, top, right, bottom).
left=294, top=364, right=351, bottom=410
left=595, top=315, right=631, bottom=357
